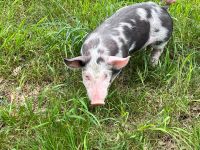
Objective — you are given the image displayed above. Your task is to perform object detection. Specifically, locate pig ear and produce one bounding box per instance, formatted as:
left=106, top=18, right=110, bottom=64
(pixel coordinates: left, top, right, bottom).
left=64, top=56, right=90, bottom=69
left=108, top=56, right=130, bottom=69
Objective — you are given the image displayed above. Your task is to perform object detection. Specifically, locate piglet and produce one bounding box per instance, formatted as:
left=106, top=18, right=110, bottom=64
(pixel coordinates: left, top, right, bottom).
left=64, top=0, right=175, bottom=106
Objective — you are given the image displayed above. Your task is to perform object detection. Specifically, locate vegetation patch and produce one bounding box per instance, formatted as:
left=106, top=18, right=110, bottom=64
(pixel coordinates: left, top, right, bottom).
left=0, top=0, right=199, bottom=149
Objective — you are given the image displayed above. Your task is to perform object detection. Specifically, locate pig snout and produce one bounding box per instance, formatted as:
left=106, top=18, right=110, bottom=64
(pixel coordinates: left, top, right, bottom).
left=87, top=87, right=107, bottom=106
left=83, top=77, right=110, bottom=106
left=90, top=90, right=106, bottom=106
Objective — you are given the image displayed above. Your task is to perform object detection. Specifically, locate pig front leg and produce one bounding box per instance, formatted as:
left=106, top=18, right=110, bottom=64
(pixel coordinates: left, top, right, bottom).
left=150, top=41, right=168, bottom=66
left=151, top=49, right=164, bottom=66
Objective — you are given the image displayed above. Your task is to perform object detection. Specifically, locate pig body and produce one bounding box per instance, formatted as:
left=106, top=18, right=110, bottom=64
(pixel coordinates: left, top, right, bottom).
left=82, top=2, right=173, bottom=64
left=65, top=1, right=174, bottom=106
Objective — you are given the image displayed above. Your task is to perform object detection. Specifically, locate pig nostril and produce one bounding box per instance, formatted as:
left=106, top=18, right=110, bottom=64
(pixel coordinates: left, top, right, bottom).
left=91, top=103, right=104, bottom=107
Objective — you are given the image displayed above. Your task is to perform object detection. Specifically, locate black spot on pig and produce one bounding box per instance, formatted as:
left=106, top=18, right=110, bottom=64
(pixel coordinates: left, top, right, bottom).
left=153, top=41, right=164, bottom=46
left=144, top=7, right=152, bottom=18
left=82, top=38, right=100, bottom=55
left=123, top=19, right=150, bottom=51
left=118, top=38, right=129, bottom=57
left=96, top=57, right=104, bottom=64
left=103, top=38, right=119, bottom=56
left=154, top=28, right=160, bottom=32
left=121, top=45, right=129, bottom=57
left=160, top=8, right=173, bottom=41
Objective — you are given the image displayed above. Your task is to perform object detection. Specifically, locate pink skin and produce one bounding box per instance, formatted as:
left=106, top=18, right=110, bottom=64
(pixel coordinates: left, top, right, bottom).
left=82, top=71, right=111, bottom=105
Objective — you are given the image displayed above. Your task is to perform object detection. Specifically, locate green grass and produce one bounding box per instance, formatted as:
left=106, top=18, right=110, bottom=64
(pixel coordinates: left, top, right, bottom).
left=0, top=0, right=200, bottom=149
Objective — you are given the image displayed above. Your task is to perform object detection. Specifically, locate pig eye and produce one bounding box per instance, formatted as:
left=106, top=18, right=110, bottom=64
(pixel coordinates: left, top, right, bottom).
left=104, top=74, right=108, bottom=79
left=85, top=75, right=90, bottom=80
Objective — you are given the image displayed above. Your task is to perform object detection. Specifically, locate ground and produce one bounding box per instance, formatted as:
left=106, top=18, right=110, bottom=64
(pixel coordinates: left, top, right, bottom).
left=0, top=0, right=200, bottom=149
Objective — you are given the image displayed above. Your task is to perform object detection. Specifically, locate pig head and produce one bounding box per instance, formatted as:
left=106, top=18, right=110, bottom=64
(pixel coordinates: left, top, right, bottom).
left=64, top=55, right=130, bottom=106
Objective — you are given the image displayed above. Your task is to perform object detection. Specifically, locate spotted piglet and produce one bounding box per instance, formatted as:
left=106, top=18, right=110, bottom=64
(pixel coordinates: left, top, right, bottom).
left=64, top=1, right=175, bottom=106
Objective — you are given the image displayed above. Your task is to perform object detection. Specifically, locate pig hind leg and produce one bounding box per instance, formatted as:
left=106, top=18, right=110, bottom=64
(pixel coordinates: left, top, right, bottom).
left=150, top=41, right=168, bottom=66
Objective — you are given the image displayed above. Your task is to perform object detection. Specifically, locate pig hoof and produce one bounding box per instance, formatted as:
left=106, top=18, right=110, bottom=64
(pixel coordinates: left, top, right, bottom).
left=151, top=58, right=159, bottom=67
